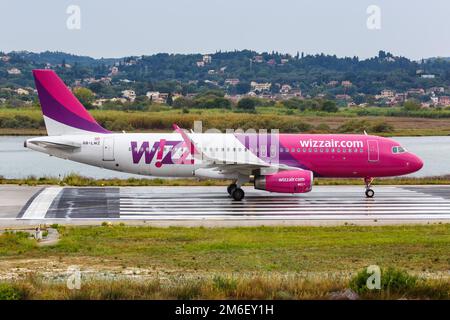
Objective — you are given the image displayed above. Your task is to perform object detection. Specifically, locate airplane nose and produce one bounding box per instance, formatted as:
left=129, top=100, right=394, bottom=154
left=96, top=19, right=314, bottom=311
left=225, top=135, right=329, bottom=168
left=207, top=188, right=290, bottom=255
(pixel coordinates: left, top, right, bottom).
left=406, top=154, right=423, bottom=173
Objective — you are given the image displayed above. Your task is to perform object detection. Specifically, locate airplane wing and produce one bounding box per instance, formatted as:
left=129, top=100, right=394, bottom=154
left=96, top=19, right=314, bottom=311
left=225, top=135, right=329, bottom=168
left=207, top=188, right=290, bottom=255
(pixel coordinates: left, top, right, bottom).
left=172, top=124, right=301, bottom=175
left=27, top=139, right=81, bottom=150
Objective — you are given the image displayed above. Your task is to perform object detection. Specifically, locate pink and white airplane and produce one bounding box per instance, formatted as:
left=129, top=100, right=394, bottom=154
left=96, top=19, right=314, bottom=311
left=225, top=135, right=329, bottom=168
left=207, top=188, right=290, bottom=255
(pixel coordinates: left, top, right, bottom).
left=25, top=70, right=423, bottom=200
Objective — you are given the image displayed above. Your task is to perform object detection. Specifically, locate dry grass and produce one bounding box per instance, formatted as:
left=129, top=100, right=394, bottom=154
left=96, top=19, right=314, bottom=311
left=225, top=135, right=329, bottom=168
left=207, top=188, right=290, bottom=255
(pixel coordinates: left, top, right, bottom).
left=1, top=272, right=448, bottom=300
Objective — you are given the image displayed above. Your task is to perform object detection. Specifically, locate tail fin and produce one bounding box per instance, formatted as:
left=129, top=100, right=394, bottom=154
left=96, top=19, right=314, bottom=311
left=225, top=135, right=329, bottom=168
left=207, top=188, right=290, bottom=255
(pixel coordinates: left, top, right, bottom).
left=32, top=69, right=110, bottom=135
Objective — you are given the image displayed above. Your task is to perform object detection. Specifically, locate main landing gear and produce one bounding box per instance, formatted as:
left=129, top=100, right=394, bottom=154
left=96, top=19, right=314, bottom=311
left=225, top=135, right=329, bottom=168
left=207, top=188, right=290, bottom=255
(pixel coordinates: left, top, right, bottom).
left=364, top=177, right=375, bottom=198
left=227, top=182, right=245, bottom=201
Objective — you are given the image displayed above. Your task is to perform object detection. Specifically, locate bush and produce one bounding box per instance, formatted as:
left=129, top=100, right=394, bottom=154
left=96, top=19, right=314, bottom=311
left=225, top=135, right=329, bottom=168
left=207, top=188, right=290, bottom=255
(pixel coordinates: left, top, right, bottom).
left=237, top=97, right=258, bottom=110
left=0, top=283, right=22, bottom=300
left=370, top=121, right=394, bottom=133
left=350, top=267, right=418, bottom=296
left=337, top=119, right=370, bottom=133
left=403, top=100, right=421, bottom=111
left=320, top=100, right=338, bottom=113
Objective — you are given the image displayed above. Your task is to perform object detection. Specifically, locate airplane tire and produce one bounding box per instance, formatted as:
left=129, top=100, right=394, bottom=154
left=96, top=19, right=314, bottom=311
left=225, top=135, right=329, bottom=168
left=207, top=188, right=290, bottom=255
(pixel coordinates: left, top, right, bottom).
left=365, top=189, right=375, bottom=198
left=227, top=183, right=237, bottom=195
left=232, top=188, right=245, bottom=201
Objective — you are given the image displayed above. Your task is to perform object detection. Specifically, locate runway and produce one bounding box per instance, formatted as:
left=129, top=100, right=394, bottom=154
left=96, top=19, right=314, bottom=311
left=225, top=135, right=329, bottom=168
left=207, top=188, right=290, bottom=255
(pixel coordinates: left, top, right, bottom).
left=1, top=185, right=450, bottom=226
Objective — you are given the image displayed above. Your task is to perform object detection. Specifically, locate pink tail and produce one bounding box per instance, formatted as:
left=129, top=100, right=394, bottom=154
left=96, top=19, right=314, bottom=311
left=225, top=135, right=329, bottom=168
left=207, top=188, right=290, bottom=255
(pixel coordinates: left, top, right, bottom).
left=33, top=69, right=109, bottom=135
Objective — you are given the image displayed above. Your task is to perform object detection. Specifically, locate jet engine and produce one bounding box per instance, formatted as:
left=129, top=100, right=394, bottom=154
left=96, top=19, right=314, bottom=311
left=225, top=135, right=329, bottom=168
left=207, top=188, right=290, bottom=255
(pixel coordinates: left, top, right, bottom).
left=254, top=170, right=313, bottom=193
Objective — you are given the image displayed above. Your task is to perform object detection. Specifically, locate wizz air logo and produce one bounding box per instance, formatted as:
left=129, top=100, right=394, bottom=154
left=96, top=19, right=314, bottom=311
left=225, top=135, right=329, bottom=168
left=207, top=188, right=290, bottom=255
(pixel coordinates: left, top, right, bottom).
left=299, top=139, right=364, bottom=148
left=131, top=140, right=194, bottom=167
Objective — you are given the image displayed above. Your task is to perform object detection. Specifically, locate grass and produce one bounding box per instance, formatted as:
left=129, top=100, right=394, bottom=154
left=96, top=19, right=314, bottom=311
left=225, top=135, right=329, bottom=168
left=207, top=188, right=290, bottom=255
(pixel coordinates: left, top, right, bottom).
left=3, top=173, right=450, bottom=186
left=0, top=224, right=449, bottom=299
left=1, top=107, right=450, bottom=136
left=2, top=273, right=448, bottom=300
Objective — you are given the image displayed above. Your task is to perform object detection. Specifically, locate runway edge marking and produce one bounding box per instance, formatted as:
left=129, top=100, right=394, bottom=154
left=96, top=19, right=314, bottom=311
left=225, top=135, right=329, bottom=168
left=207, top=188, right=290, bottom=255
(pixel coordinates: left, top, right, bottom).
left=20, top=187, right=63, bottom=219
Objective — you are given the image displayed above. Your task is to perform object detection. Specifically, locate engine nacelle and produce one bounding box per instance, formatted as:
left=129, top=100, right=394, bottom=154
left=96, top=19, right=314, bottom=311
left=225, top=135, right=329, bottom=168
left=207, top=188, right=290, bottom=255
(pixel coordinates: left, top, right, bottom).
left=254, top=170, right=313, bottom=193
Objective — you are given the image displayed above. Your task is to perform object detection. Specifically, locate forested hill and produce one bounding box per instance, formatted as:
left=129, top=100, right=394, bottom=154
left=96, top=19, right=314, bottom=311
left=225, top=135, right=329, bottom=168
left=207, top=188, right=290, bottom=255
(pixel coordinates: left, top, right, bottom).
left=1, top=50, right=449, bottom=96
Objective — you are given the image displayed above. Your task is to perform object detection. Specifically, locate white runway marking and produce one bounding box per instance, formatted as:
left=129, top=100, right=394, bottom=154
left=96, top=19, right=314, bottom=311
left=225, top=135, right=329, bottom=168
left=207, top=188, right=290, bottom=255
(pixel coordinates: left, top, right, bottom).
left=14, top=185, right=450, bottom=222
left=118, top=186, right=450, bottom=221
left=21, top=187, right=63, bottom=219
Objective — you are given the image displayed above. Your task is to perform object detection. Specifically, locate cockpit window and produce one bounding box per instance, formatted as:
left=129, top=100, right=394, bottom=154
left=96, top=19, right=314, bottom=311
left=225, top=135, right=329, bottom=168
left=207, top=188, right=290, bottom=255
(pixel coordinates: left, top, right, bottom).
left=392, top=146, right=407, bottom=154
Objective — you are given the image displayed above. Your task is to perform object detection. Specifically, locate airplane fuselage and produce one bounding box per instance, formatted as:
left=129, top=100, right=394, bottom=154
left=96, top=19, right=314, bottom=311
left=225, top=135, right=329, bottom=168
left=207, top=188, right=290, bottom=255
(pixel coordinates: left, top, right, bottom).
left=26, top=132, right=423, bottom=179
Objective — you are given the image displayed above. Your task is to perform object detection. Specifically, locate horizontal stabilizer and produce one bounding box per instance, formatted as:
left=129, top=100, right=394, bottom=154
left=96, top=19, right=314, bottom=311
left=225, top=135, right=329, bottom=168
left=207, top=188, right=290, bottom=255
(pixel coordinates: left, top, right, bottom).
left=26, top=139, right=81, bottom=150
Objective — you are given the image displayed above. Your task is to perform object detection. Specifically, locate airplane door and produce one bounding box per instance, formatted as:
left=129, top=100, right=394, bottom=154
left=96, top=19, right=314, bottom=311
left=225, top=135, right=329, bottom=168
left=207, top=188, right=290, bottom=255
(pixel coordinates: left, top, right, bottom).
left=103, top=137, right=115, bottom=161
left=367, top=140, right=379, bottom=162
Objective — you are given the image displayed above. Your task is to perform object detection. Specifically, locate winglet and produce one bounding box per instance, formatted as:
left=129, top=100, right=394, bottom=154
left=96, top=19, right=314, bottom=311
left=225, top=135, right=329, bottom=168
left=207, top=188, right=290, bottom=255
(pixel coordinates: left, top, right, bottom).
left=173, top=123, right=200, bottom=156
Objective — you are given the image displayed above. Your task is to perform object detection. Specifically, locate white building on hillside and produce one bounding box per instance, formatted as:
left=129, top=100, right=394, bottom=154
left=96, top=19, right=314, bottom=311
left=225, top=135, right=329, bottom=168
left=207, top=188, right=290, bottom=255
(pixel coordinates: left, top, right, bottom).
left=121, top=90, right=136, bottom=102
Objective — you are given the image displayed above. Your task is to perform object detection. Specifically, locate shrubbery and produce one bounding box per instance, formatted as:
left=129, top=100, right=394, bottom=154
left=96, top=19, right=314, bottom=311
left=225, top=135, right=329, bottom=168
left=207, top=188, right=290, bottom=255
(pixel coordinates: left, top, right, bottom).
left=338, top=119, right=394, bottom=134
left=350, top=267, right=418, bottom=296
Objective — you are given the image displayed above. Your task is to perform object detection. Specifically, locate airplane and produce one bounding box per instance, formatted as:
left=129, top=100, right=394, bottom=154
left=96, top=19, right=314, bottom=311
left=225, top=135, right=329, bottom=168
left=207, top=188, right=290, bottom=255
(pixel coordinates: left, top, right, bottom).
left=25, top=70, right=423, bottom=201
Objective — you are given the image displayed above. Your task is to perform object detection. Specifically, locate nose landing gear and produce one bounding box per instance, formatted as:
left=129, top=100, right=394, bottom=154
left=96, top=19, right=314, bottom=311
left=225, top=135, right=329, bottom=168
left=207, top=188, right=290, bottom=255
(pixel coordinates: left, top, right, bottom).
left=364, top=177, right=375, bottom=198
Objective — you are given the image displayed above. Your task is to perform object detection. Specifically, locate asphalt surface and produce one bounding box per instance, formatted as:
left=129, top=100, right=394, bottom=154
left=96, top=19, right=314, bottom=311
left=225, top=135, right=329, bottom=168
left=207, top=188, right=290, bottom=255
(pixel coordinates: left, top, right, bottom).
left=1, top=185, right=450, bottom=226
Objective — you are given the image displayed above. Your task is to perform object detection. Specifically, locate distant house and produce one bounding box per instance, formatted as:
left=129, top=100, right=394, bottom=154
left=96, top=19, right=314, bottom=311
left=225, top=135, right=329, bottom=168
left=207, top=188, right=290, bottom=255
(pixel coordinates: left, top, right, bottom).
left=121, top=90, right=136, bottom=102
left=196, top=61, right=205, bottom=67
left=407, top=88, right=425, bottom=96
left=335, top=94, right=352, bottom=101
left=279, top=84, right=292, bottom=94
left=7, top=68, right=21, bottom=75
left=280, top=58, right=289, bottom=64
left=430, top=95, right=439, bottom=105
left=341, top=80, right=352, bottom=87
left=427, top=86, right=445, bottom=94
left=92, top=99, right=109, bottom=107
left=290, top=89, right=302, bottom=97
left=394, top=93, right=407, bottom=104
left=439, top=96, right=450, bottom=106
left=225, top=78, right=240, bottom=86
left=381, top=89, right=395, bottom=98
left=420, top=74, right=435, bottom=79
left=204, top=80, right=219, bottom=86
left=15, top=88, right=29, bottom=95
left=267, top=59, right=276, bottom=66
left=110, top=97, right=128, bottom=104
left=109, top=66, right=119, bottom=76
left=146, top=91, right=165, bottom=104
left=251, top=81, right=271, bottom=92
left=202, top=55, right=212, bottom=64
left=0, top=55, right=10, bottom=62
left=253, top=55, right=264, bottom=63
left=207, top=69, right=216, bottom=75
left=327, top=80, right=339, bottom=87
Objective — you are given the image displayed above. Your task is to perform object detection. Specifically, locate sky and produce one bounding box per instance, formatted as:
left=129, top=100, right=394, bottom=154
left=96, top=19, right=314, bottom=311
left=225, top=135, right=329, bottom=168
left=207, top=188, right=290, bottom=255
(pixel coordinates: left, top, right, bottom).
left=0, top=0, right=449, bottom=60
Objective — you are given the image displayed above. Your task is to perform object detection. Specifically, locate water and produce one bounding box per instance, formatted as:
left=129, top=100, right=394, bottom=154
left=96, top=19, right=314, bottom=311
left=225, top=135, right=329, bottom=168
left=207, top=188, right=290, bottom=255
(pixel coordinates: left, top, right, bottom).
left=0, top=136, right=449, bottom=179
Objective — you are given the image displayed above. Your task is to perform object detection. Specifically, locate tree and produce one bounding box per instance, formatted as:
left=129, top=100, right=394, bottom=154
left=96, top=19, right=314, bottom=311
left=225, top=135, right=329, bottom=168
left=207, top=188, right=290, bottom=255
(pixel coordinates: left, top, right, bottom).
left=237, top=97, right=258, bottom=110
left=321, top=100, right=338, bottom=112
left=166, top=92, right=173, bottom=106
left=403, top=99, right=421, bottom=111
left=235, top=82, right=251, bottom=95
left=73, top=87, right=95, bottom=108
